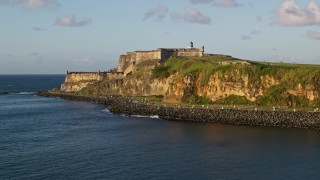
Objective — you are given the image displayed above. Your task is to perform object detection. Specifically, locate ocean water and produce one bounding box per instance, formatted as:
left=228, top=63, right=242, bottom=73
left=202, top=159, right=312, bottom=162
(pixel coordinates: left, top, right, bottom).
left=1, top=75, right=320, bottom=179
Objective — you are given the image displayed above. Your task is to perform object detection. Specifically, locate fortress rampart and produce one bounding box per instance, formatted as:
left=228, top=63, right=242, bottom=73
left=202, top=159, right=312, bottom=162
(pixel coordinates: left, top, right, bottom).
left=61, top=71, right=124, bottom=92
left=117, top=44, right=205, bottom=76
left=61, top=42, right=206, bottom=91
left=65, top=71, right=124, bottom=83
left=65, top=71, right=103, bottom=83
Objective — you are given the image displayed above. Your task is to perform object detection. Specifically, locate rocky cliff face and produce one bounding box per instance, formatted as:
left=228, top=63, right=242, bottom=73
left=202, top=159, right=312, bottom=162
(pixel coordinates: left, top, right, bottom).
left=60, top=56, right=320, bottom=107
left=165, top=73, right=280, bottom=103
left=73, top=70, right=318, bottom=107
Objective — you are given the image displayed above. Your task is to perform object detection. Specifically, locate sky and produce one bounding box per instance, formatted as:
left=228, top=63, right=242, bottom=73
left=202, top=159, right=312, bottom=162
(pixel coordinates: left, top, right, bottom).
left=1, top=0, right=320, bottom=74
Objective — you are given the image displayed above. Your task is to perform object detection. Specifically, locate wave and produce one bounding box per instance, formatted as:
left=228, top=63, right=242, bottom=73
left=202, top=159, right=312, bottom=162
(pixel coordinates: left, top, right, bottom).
left=101, top=108, right=160, bottom=119
left=1, top=92, right=37, bottom=95
left=102, top=108, right=111, bottom=113
left=12, top=92, right=36, bottom=95
left=131, top=115, right=160, bottom=119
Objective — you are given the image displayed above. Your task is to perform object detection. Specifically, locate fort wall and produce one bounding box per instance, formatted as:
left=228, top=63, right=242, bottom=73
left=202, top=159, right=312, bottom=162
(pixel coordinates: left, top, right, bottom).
left=177, top=48, right=204, bottom=57
left=117, top=50, right=161, bottom=73
left=65, top=71, right=124, bottom=83
left=61, top=71, right=124, bottom=92
left=65, top=72, right=103, bottom=83
left=103, top=72, right=124, bottom=80
left=117, top=47, right=204, bottom=76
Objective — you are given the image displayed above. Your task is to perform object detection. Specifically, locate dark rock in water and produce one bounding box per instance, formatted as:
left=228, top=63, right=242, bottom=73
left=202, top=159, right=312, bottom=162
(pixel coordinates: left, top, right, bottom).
left=0, top=92, right=9, bottom=95
left=37, top=92, right=320, bottom=130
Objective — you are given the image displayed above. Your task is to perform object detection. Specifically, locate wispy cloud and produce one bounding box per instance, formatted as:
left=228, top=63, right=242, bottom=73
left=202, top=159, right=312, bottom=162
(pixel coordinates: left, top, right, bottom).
left=274, top=0, right=320, bottom=26
left=241, top=29, right=262, bottom=40
left=143, top=5, right=169, bottom=21
left=143, top=4, right=211, bottom=25
left=190, top=0, right=241, bottom=7
left=241, top=35, right=251, bottom=40
left=170, top=12, right=184, bottom=23
left=250, top=30, right=261, bottom=35
left=170, top=8, right=211, bottom=25
left=256, top=16, right=262, bottom=22
left=55, top=15, right=91, bottom=27
left=184, top=8, right=211, bottom=24
left=28, top=52, right=40, bottom=56
left=33, top=27, right=46, bottom=31
left=1, top=0, right=60, bottom=9
left=306, top=31, right=320, bottom=40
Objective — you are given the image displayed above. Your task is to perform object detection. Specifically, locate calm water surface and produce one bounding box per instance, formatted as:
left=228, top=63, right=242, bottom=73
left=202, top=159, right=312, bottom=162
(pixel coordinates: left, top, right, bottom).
left=1, top=75, right=320, bottom=179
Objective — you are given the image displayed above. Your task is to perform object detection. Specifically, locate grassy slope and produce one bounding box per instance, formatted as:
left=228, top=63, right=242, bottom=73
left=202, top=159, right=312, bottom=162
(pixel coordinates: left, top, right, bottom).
left=152, top=55, right=320, bottom=107
left=81, top=55, right=320, bottom=108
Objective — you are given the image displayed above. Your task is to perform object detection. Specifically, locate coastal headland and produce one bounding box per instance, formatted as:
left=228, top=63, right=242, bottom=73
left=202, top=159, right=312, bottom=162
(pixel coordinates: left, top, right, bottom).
left=42, top=42, right=320, bottom=130
left=38, top=92, right=320, bottom=130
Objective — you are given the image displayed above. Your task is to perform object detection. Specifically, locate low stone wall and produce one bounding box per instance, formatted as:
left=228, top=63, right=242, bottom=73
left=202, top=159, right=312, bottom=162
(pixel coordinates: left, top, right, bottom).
left=37, top=92, right=320, bottom=130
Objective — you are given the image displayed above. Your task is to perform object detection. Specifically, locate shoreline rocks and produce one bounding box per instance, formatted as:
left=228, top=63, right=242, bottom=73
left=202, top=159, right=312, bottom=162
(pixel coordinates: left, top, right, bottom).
left=37, top=92, right=320, bottom=130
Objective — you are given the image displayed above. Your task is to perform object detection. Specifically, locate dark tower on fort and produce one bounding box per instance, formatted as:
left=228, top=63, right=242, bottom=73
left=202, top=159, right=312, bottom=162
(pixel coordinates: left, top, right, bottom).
left=190, top=41, right=194, bottom=48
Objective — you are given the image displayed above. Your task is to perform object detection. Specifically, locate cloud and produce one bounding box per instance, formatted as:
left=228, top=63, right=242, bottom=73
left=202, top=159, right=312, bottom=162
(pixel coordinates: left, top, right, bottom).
left=250, top=30, right=261, bottom=35
left=170, top=8, right=211, bottom=24
left=241, top=35, right=251, bottom=40
left=241, top=29, right=261, bottom=40
left=2, top=0, right=60, bottom=9
left=185, top=8, right=211, bottom=24
left=143, top=4, right=211, bottom=24
left=28, top=52, right=40, bottom=56
left=170, top=12, right=184, bottom=23
left=274, top=0, right=320, bottom=26
left=33, top=27, right=46, bottom=31
left=143, top=5, right=169, bottom=21
left=212, top=0, right=240, bottom=7
left=190, top=0, right=240, bottom=7
left=306, top=30, right=320, bottom=40
left=55, top=15, right=91, bottom=27
left=256, top=16, right=262, bottom=22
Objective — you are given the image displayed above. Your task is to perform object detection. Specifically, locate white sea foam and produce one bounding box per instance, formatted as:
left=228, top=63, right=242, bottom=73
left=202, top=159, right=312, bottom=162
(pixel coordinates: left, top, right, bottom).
left=102, top=108, right=111, bottom=113
left=150, top=115, right=160, bottom=119
left=11, top=92, right=36, bottom=95
left=131, top=115, right=160, bottom=119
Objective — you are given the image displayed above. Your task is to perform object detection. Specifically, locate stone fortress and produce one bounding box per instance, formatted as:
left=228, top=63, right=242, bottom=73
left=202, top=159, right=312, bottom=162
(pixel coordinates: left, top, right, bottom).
left=61, top=42, right=207, bottom=91
left=117, top=42, right=204, bottom=76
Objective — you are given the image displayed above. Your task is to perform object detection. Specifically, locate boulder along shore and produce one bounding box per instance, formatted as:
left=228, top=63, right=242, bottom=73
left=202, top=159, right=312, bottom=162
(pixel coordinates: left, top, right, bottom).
left=37, top=92, right=320, bottom=130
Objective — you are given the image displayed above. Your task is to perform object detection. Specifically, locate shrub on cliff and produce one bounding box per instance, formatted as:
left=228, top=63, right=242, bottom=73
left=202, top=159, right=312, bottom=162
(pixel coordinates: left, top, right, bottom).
left=214, top=95, right=252, bottom=105
left=152, top=65, right=170, bottom=78
left=184, top=95, right=213, bottom=104
left=255, top=84, right=310, bottom=107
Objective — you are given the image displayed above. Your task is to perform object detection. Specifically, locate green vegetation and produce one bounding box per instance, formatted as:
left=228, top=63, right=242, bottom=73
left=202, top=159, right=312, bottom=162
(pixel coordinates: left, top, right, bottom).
left=214, top=95, right=253, bottom=106
left=255, top=84, right=310, bottom=107
left=163, top=56, right=246, bottom=85
left=184, top=95, right=213, bottom=104
left=162, top=56, right=320, bottom=107
left=181, top=86, right=213, bottom=104
left=79, top=55, right=320, bottom=108
left=152, top=65, right=170, bottom=78
left=163, top=56, right=320, bottom=88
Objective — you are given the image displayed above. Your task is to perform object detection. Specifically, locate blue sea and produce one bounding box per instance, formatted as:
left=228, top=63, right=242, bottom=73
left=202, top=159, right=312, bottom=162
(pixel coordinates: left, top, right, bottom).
left=1, top=75, right=320, bottom=179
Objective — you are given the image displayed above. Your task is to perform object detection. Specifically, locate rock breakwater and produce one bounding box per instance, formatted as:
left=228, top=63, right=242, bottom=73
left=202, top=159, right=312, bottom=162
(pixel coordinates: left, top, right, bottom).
left=38, top=92, right=320, bottom=130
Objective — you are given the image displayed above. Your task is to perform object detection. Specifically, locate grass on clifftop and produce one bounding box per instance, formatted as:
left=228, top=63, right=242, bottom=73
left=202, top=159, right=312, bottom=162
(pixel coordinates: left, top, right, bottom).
left=151, top=55, right=320, bottom=107
left=79, top=55, right=320, bottom=108
left=158, top=56, right=320, bottom=87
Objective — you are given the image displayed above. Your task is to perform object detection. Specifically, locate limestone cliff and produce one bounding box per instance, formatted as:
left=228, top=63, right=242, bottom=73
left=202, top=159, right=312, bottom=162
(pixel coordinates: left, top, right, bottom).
left=60, top=55, right=320, bottom=108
